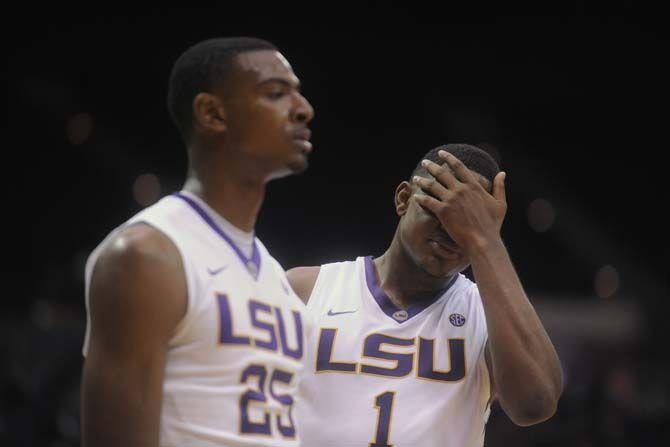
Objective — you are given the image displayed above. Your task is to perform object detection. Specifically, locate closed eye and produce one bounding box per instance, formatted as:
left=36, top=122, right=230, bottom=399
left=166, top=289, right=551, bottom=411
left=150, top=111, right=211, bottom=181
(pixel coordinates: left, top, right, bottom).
left=267, top=89, right=286, bottom=99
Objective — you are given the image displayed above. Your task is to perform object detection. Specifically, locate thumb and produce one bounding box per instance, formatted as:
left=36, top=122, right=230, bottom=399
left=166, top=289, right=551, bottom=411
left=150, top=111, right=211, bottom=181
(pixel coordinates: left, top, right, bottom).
left=493, top=171, right=506, bottom=203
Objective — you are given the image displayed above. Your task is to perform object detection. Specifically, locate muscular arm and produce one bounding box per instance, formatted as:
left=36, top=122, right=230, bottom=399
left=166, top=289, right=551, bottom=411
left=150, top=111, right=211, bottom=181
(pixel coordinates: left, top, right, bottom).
left=286, top=266, right=320, bottom=304
left=81, top=224, right=187, bottom=447
left=474, top=241, right=563, bottom=426
left=414, top=152, right=563, bottom=426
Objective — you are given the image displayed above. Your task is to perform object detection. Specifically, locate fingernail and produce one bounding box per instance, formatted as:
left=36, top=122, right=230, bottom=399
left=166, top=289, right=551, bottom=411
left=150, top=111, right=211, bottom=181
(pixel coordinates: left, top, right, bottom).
left=421, top=159, right=430, bottom=167
left=438, top=150, right=448, bottom=157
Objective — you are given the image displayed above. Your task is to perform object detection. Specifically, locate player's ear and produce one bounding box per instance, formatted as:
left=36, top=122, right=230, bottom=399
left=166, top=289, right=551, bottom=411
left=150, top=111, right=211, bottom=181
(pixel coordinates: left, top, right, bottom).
left=192, top=92, right=227, bottom=134
left=394, top=181, right=412, bottom=216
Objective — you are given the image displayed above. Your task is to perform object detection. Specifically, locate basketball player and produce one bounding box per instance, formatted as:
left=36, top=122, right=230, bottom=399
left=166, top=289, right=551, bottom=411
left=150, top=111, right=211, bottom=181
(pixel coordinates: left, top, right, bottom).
left=288, top=144, right=563, bottom=446
left=81, top=38, right=314, bottom=447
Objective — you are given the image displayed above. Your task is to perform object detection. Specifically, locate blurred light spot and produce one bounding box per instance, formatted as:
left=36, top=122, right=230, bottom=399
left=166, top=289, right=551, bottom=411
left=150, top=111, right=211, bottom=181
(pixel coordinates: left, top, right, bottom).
left=133, top=173, right=161, bottom=206
left=527, top=198, right=555, bottom=232
left=605, top=366, right=636, bottom=404
left=595, top=265, right=620, bottom=299
left=65, top=113, right=93, bottom=145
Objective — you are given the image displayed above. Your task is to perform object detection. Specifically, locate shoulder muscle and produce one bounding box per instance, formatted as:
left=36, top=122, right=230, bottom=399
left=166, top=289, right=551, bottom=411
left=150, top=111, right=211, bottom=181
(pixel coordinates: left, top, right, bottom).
left=88, top=223, right=187, bottom=356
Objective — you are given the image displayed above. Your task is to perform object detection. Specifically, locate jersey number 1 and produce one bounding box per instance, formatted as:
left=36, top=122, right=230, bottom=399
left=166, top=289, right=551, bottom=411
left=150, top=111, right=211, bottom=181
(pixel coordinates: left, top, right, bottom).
left=370, top=391, right=395, bottom=447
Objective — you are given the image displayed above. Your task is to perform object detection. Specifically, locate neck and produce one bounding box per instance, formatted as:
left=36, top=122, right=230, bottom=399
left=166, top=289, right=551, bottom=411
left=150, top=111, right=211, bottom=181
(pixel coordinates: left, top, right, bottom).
left=374, top=230, right=456, bottom=308
left=183, top=148, right=266, bottom=233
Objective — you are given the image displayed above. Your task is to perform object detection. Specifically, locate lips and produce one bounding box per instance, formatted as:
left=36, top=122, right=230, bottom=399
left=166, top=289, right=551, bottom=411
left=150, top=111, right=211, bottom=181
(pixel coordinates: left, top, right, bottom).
left=292, top=128, right=312, bottom=154
left=292, top=128, right=312, bottom=141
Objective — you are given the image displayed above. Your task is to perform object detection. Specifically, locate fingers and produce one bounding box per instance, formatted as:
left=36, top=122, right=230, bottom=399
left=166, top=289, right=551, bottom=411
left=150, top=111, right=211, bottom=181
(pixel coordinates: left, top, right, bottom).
left=421, top=159, right=459, bottom=189
left=413, top=192, right=443, bottom=216
left=437, top=150, right=478, bottom=184
left=412, top=175, right=450, bottom=201
left=493, top=171, right=507, bottom=203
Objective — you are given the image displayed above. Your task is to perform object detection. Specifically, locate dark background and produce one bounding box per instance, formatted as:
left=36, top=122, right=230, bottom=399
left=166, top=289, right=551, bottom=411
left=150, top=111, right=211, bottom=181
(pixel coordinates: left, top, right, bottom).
left=5, top=3, right=669, bottom=446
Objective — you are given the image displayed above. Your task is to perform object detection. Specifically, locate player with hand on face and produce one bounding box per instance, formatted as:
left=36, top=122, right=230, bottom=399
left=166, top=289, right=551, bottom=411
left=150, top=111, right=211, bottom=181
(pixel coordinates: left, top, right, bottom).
left=81, top=37, right=314, bottom=447
left=289, top=144, right=563, bottom=447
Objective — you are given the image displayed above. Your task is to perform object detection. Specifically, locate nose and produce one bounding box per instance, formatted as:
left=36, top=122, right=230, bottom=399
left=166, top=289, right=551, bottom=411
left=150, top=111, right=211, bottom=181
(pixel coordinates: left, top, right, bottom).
left=292, top=92, right=314, bottom=124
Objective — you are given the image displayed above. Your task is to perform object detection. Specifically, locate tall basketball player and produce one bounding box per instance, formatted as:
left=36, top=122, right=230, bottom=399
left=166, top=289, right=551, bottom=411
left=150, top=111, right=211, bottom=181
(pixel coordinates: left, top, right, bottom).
left=289, top=144, right=563, bottom=446
left=81, top=38, right=314, bottom=447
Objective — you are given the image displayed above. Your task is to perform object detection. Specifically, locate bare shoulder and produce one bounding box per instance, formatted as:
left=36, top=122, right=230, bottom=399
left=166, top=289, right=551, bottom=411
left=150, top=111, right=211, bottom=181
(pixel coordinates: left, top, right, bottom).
left=97, top=223, right=180, bottom=268
left=286, top=266, right=321, bottom=304
left=92, top=223, right=185, bottom=298
left=88, top=223, right=187, bottom=349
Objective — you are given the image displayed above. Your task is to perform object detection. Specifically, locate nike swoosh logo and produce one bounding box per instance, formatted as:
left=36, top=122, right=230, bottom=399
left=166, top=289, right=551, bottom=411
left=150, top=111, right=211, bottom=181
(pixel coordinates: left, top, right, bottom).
left=327, top=309, right=358, bottom=316
left=207, top=266, right=228, bottom=275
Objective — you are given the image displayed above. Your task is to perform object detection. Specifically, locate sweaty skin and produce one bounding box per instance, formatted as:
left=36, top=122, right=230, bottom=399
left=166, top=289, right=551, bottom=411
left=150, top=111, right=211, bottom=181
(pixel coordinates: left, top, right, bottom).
left=287, top=150, right=562, bottom=427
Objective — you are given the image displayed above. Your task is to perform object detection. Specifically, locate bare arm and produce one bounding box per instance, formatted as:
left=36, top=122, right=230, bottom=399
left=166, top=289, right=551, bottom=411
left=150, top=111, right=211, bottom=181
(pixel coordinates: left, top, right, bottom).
left=474, top=239, right=562, bottom=425
left=286, top=266, right=321, bottom=304
left=81, top=224, right=187, bottom=447
left=414, top=152, right=563, bottom=426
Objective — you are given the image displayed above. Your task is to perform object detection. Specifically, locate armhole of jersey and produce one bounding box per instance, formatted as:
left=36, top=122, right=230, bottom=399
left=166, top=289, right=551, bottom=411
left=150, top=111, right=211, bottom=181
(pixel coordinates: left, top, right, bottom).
left=147, top=220, right=196, bottom=347
left=136, top=220, right=198, bottom=346
left=83, top=220, right=198, bottom=355
left=305, top=264, right=330, bottom=313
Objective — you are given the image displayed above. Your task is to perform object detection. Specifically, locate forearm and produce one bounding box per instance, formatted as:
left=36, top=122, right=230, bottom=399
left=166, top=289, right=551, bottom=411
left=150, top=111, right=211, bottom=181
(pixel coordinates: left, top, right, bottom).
left=469, top=238, right=563, bottom=425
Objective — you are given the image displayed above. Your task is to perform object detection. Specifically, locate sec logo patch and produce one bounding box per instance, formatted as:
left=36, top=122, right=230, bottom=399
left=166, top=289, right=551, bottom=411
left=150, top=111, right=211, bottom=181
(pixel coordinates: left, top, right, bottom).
left=449, top=313, right=466, bottom=327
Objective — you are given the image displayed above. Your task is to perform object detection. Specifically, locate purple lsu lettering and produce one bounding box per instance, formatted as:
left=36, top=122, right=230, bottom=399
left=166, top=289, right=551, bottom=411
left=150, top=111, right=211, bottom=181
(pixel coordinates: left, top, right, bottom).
left=216, top=293, right=303, bottom=360
left=316, top=329, right=466, bottom=381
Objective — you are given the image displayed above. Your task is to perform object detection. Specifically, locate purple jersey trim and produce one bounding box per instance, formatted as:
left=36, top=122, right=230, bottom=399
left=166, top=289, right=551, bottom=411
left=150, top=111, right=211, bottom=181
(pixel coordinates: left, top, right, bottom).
left=364, top=256, right=458, bottom=323
left=172, top=192, right=261, bottom=280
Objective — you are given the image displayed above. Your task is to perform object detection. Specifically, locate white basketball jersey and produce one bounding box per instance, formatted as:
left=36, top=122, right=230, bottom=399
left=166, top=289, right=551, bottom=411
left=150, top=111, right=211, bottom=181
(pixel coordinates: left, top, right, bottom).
left=297, top=256, right=491, bottom=447
left=83, top=192, right=309, bottom=447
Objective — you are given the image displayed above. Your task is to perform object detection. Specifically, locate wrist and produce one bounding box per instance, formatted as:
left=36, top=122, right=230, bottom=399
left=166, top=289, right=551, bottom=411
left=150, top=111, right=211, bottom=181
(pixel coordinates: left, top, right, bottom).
left=465, top=235, right=505, bottom=257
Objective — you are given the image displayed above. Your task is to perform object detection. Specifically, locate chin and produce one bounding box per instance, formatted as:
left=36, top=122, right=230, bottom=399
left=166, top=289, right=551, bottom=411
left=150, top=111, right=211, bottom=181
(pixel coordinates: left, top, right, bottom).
left=420, top=254, right=462, bottom=278
left=286, top=154, right=309, bottom=174
left=265, top=158, right=308, bottom=182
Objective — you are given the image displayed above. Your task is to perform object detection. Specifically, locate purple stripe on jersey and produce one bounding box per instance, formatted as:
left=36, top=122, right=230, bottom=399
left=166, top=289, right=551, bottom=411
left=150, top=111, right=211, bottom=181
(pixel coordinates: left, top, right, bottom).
left=364, top=256, right=458, bottom=323
left=172, top=192, right=261, bottom=280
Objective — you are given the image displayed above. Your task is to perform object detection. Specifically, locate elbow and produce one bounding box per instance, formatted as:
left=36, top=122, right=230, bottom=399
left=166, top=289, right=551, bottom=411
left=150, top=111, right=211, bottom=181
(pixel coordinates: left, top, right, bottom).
left=503, top=365, right=565, bottom=426
left=503, top=386, right=562, bottom=427
left=509, top=397, right=558, bottom=427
